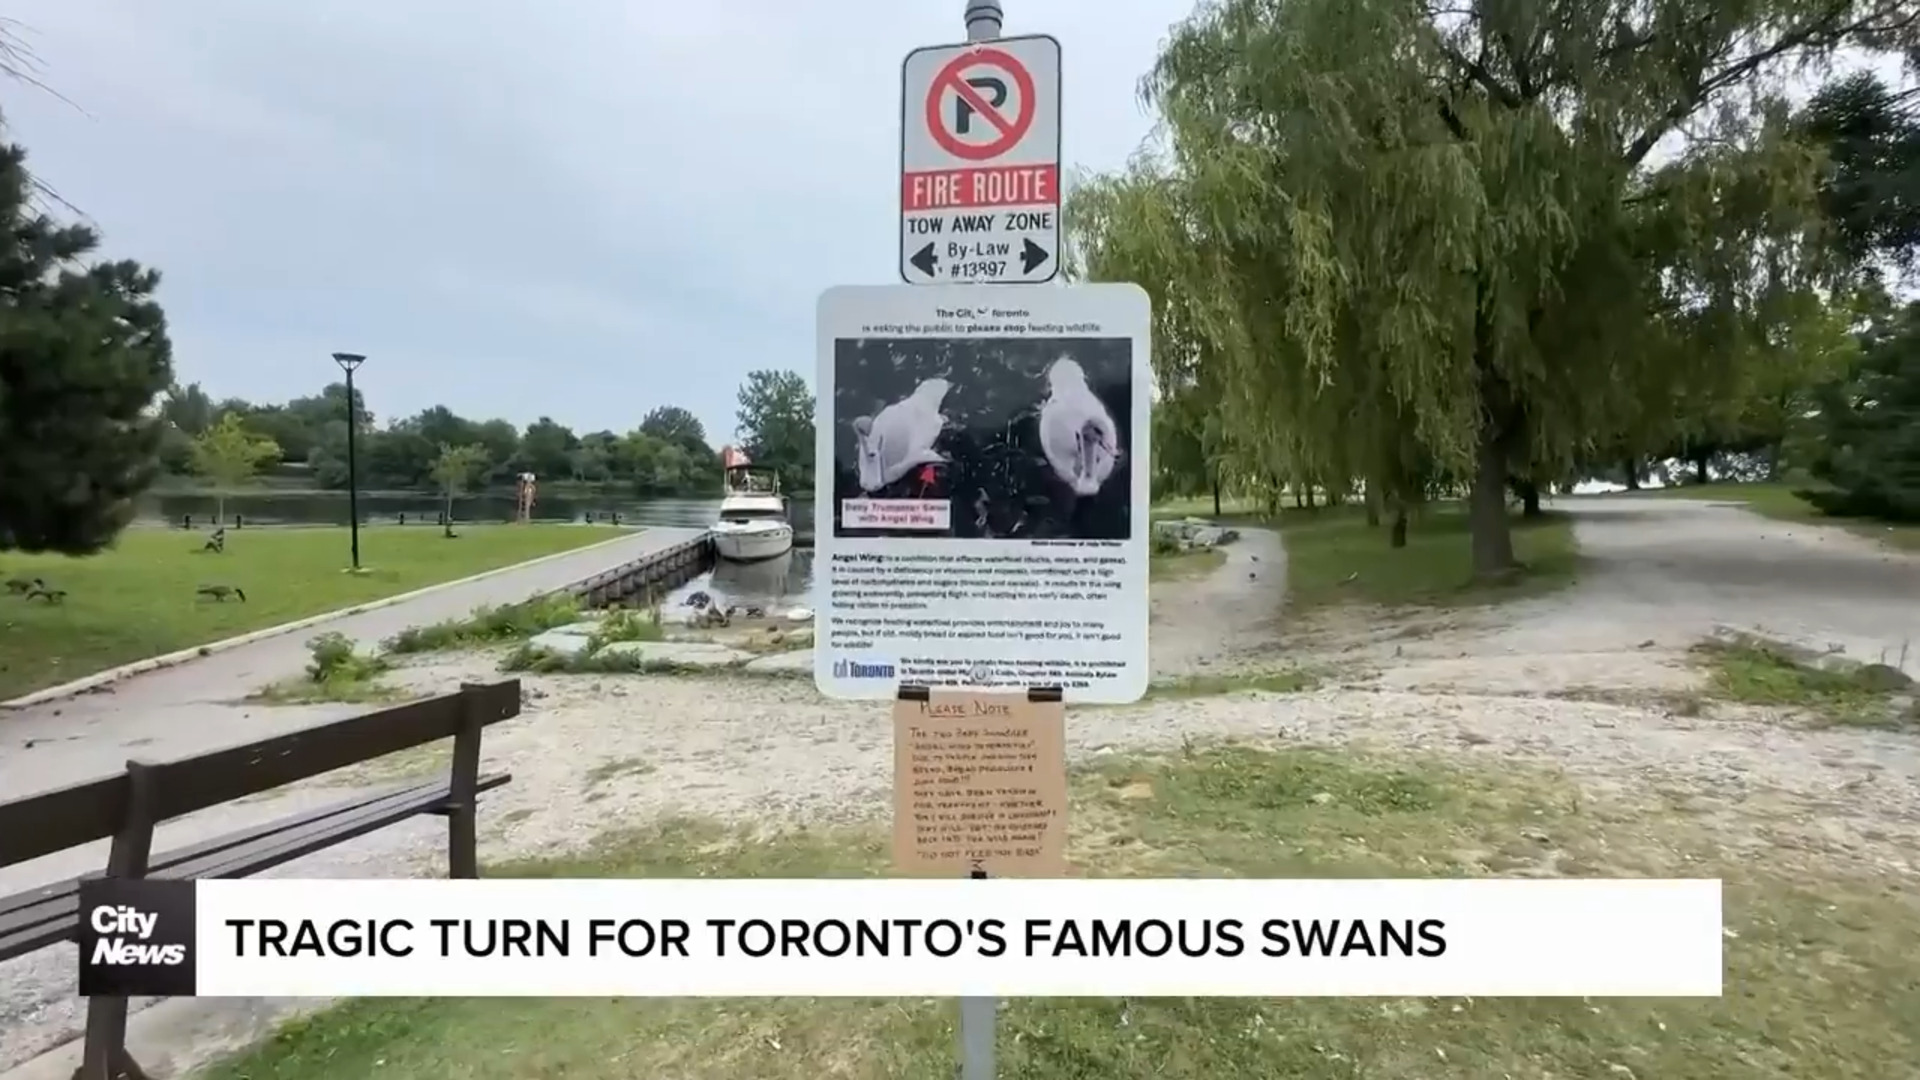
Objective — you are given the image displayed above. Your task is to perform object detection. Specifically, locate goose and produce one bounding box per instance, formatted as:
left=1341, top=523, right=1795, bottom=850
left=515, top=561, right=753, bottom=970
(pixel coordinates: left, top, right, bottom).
left=1038, top=358, right=1120, bottom=496
left=852, top=378, right=951, bottom=493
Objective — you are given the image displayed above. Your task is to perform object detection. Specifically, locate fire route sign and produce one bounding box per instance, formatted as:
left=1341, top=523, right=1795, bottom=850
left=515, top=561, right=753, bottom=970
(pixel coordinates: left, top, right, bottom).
left=898, top=34, right=1062, bottom=286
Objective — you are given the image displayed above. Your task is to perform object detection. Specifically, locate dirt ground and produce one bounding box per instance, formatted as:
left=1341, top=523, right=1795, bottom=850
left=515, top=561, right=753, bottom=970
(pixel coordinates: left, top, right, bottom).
left=3, top=498, right=1918, bottom=1079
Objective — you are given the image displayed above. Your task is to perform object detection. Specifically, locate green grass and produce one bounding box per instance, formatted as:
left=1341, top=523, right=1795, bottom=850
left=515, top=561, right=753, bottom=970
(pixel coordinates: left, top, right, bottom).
left=1279, top=505, right=1578, bottom=609
left=1638, top=480, right=1920, bottom=552
left=1149, top=545, right=1228, bottom=582
left=1149, top=494, right=1268, bottom=524
left=1692, top=634, right=1916, bottom=729
left=1145, top=668, right=1322, bottom=699
left=0, top=524, right=626, bottom=701
left=199, top=742, right=1919, bottom=1080
left=383, top=593, right=587, bottom=654
left=251, top=631, right=411, bottom=706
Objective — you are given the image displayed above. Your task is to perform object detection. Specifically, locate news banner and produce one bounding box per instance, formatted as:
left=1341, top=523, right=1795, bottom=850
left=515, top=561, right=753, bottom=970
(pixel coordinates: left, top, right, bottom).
left=80, top=877, right=1723, bottom=998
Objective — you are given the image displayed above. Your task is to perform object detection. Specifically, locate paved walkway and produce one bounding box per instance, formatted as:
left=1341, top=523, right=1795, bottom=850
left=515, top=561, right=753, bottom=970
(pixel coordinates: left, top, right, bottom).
left=0, top=527, right=707, bottom=809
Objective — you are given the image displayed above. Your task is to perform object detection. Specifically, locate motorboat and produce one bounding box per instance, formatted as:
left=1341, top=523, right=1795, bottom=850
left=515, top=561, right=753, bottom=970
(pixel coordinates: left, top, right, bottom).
left=710, top=447, right=794, bottom=563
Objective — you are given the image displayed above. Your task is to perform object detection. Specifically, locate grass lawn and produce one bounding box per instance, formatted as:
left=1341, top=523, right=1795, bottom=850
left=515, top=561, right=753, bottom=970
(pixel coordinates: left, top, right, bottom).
left=201, top=742, right=1917, bottom=1080
left=1150, top=494, right=1268, bottom=524
left=1279, top=505, right=1578, bottom=609
left=1635, top=481, right=1920, bottom=552
left=0, top=524, right=626, bottom=700
left=1149, top=545, right=1227, bottom=582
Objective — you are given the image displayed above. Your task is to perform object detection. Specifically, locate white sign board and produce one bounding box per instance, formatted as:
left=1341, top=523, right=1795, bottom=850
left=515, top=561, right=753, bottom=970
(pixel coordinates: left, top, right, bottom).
left=899, top=35, right=1062, bottom=286
left=814, top=283, right=1152, bottom=703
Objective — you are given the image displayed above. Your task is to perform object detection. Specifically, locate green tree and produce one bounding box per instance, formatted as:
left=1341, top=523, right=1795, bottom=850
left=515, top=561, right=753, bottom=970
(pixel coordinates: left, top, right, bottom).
left=189, top=413, right=280, bottom=525
left=160, top=382, right=214, bottom=437
left=429, top=442, right=490, bottom=537
left=639, top=405, right=711, bottom=457
left=0, top=135, right=174, bottom=553
left=1802, top=71, right=1920, bottom=278
left=1071, top=0, right=1902, bottom=574
left=1803, top=301, right=1920, bottom=521
left=736, top=369, right=815, bottom=491
left=516, top=417, right=577, bottom=479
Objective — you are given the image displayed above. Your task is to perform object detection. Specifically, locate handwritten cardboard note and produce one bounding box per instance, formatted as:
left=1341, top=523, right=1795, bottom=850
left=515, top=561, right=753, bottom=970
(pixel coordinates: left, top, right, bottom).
left=891, top=691, right=1067, bottom=877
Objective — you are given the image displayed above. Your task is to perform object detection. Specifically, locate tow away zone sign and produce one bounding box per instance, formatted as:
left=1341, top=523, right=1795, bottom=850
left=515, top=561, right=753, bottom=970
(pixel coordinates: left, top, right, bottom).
left=899, top=34, right=1062, bottom=286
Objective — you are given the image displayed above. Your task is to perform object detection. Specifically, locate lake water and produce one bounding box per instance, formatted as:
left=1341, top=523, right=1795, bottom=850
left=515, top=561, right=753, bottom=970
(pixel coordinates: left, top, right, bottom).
left=663, top=548, right=816, bottom=613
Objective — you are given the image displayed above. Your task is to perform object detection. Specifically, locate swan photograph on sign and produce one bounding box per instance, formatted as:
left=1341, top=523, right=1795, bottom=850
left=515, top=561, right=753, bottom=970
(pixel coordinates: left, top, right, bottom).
left=831, top=336, right=1133, bottom=540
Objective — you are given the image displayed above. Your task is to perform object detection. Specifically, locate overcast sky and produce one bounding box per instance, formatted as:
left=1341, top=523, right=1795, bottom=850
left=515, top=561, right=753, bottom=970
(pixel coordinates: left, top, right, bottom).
left=1, top=0, right=1192, bottom=443
left=3, top=5, right=1909, bottom=447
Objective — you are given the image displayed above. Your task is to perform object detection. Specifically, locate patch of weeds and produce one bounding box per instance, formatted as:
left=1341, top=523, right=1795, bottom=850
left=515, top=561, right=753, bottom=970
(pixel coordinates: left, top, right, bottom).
left=588, top=606, right=665, bottom=649
left=1692, top=635, right=1914, bottom=728
left=584, top=756, right=656, bottom=788
left=498, top=644, right=755, bottom=677
left=1144, top=668, right=1320, bottom=700
left=1149, top=545, right=1228, bottom=582
left=385, top=593, right=582, bottom=654
left=253, top=631, right=407, bottom=705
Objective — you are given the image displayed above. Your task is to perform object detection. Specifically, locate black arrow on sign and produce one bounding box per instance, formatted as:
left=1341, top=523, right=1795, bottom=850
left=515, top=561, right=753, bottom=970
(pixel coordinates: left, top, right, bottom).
left=910, top=242, right=939, bottom=277
left=1020, top=238, right=1050, bottom=275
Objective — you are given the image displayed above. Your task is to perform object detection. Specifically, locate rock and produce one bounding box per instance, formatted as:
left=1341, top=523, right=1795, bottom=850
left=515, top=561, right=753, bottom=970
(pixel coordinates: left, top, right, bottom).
left=594, top=640, right=754, bottom=668
left=743, top=648, right=814, bottom=674
left=526, top=628, right=596, bottom=659
left=1856, top=663, right=1914, bottom=692
left=549, top=619, right=604, bottom=636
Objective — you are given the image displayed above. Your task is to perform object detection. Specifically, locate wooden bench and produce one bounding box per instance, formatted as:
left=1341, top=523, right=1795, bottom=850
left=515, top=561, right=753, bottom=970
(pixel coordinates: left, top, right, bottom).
left=0, top=679, right=524, bottom=1080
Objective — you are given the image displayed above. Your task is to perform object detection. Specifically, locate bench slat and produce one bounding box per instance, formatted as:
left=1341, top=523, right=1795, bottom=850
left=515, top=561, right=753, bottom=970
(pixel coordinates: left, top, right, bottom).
left=181, top=773, right=509, bottom=882
left=0, top=775, right=128, bottom=869
left=0, top=773, right=508, bottom=959
left=146, top=681, right=520, bottom=822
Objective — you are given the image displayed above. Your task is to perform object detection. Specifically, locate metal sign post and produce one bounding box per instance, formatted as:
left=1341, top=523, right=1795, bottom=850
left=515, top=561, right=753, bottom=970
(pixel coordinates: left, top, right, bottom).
left=958, top=10, right=1005, bottom=1070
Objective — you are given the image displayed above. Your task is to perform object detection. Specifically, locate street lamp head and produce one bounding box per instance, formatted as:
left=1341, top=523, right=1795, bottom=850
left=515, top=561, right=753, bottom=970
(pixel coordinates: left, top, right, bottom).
left=332, top=352, right=366, bottom=373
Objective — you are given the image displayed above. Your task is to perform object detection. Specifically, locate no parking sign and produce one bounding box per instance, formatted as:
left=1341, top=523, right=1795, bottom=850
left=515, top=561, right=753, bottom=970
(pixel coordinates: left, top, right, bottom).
left=899, top=35, right=1061, bottom=285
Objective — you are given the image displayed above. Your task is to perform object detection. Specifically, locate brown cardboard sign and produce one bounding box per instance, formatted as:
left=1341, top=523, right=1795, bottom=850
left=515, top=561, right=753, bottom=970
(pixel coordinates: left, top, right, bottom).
left=892, top=691, right=1068, bottom=877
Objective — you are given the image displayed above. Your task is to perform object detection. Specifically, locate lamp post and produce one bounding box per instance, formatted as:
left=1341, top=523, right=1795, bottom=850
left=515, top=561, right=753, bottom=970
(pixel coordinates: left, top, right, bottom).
left=332, top=352, right=366, bottom=571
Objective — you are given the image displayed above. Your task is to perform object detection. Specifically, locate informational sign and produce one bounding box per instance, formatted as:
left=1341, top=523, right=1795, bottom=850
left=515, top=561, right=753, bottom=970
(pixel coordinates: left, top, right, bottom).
left=813, top=283, right=1153, bottom=703
left=899, top=35, right=1062, bottom=286
left=892, top=691, right=1067, bottom=877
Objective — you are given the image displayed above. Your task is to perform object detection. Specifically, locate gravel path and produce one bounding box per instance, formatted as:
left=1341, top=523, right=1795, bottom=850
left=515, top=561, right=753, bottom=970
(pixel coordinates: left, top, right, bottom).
left=4, top=509, right=1919, bottom=1078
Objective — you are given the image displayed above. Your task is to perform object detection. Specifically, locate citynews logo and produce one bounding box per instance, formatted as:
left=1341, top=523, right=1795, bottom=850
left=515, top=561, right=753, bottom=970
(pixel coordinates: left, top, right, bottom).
left=833, top=658, right=896, bottom=680
left=90, top=907, right=185, bottom=966
left=77, top=878, right=197, bottom=997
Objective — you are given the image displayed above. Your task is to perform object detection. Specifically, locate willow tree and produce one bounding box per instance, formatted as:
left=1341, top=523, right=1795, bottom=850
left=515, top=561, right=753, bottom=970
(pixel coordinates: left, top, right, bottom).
left=1073, top=0, right=1904, bottom=574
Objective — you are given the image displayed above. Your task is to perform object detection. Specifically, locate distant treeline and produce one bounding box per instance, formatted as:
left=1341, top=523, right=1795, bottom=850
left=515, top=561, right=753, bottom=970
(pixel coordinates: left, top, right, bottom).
left=156, top=382, right=723, bottom=497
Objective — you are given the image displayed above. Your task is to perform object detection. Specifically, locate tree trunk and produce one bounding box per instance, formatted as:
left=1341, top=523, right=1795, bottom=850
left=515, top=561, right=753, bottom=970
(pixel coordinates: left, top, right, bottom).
left=444, top=492, right=456, bottom=538
left=1469, top=414, right=1518, bottom=577
left=215, top=495, right=226, bottom=527
left=1517, top=480, right=1543, bottom=519
left=1304, top=486, right=1316, bottom=510
left=1389, top=504, right=1408, bottom=548
left=1293, top=488, right=1304, bottom=509
left=1365, top=480, right=1382, bottom=527
left=1211, top=478, right=1221, bottom=517
left=1623, top=457, right=1641, bottom=490
left=1693, top=453, right=1710, bottom=485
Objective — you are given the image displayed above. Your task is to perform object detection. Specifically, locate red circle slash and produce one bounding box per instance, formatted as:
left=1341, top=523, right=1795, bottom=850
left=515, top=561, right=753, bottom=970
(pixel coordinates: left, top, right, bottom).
left=925, top=47, right=1036, bottom=162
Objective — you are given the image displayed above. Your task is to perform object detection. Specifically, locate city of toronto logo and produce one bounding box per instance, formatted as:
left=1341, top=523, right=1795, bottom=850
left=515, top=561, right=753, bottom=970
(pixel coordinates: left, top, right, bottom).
left=833, top=658, right=896, bottom=679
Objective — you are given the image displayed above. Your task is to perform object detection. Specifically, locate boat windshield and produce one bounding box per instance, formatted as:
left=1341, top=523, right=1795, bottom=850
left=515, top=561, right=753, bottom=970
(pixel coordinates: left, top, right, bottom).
left=720, top=507, right=786, bottom=522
